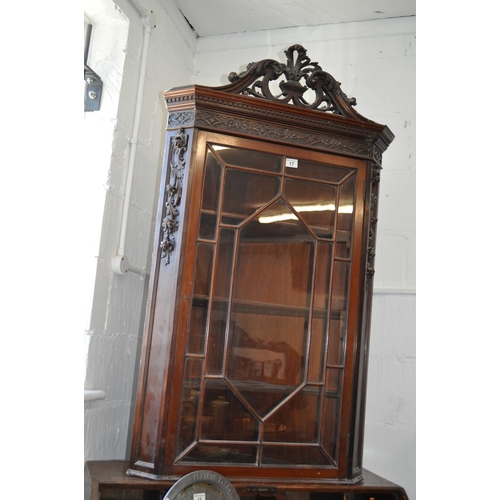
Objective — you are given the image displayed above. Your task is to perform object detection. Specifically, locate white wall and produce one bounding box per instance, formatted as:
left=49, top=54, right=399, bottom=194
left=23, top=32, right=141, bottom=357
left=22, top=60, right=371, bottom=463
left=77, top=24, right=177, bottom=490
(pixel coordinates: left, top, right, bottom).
left=193, top=17, right=416, bottom=500
left=83, top=0, right=196, bottom=482
left=84, top=9, right=415, bottom=500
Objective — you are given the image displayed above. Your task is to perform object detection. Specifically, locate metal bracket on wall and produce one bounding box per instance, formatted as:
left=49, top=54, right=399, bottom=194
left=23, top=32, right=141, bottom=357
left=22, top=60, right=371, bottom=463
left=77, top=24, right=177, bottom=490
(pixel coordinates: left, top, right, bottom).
left=84, top=64, right=103, bottom=112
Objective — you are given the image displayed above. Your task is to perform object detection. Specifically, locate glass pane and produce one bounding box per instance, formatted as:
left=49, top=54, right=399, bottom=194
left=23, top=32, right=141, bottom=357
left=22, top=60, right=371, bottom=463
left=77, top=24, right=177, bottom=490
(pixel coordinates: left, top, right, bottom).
left=286, top=160, right=355, bottom=184
left=176, top=358, right=202, bottom=456
left=207, top=229, right=235, bottom=376
left=308, top=242, right=332, bottom=382
left=228, top=313, right=306, bottom=416
left=284, top=178, right=337, bottom=239
left=329, top=260, right=349, bottom=366
left=201, top=147, right=223, bottom=212
left=213, top=145, right=282, bottom=173
left=234, top=200, right=314, bottom=307
left=193, top=243, right=214, bottom=298
left=187, top=302, right=208, bottom=355
left=320, top=392, right=340, bottom=462
left=221, top=169, right=280, bottom=225
left=326, top=367, right=343, bottom=393
left=263, top=386, right=321, bottom=443
left=199, top=212, right=217, bottom=240
left=328, top=311, right=347, bottom=366
left=332, top=260, right=350, bottom=312
left=182, top=443, right=257, bottom=464
left=336, top=174, right=356, bottom=258
left=225, top=200, right=314, bottom=416
left=261, top=445, right=331, bottom=466
left=187, top=243, right=214, bottom=354
left=328, top=261, right=350, bottom=365
left=200, top=382, right=259, bottom=442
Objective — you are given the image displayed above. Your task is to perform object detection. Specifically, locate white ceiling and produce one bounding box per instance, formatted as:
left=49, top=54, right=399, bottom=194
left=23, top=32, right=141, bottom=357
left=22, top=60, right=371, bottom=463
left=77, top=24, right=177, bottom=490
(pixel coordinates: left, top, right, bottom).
left=171, top=0, right=416, bottom=37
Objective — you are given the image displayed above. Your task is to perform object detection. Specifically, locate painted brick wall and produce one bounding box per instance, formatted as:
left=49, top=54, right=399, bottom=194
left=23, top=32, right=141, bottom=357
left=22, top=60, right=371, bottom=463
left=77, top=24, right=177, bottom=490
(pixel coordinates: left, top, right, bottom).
left=83, top=0, right=196, bottom=488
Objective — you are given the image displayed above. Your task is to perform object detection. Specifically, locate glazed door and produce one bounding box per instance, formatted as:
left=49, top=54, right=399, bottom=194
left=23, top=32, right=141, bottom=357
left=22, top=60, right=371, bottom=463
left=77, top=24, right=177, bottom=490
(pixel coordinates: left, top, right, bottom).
left=172, top=131, right=367, bottom=479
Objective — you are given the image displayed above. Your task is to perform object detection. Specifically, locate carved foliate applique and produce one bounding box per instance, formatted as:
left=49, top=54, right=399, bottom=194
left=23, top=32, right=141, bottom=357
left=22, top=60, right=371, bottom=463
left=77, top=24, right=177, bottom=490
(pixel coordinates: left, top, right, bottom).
left=223, top=44, right=367, bottom=120
left=366, top=163, right=382, bottom=286
left=371, top=165, right=382, bottom=185
left=160, top=129, right=188, bottom=264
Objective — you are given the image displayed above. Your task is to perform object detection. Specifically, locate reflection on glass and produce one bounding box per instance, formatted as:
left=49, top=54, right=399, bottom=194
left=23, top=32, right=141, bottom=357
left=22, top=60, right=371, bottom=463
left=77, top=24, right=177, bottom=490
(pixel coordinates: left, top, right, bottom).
left=336, top=174, right=356, bottom=258
left=202, top=148, right=223, bottom=212
left=286, top=160, right=355, bottom=184
left=200, top=385, right=259, bottom=442
left=285, top=178, right=337, bottom=239
left=263, top=387, right=321, bottom=443
left=222, top=168, right=279, bottom=224
left=225, top=199, right=313, bottom=415
left=213, top=145, right=282, bottom=173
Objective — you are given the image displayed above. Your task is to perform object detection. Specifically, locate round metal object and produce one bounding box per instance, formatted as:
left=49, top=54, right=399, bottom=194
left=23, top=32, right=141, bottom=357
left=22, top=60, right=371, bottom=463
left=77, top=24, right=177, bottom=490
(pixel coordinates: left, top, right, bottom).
left=163, top=470, right=240, bottom=500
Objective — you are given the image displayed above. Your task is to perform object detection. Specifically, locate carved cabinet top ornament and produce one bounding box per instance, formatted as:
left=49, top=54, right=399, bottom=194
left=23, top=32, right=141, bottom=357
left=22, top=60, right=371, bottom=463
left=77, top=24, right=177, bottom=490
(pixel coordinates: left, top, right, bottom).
left=221, top=44, right=365, bottom=120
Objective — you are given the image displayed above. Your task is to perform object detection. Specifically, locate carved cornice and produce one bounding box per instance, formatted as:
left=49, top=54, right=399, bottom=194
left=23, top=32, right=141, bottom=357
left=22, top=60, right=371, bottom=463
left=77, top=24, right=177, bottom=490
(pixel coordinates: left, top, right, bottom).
left=195, top=109, right=373, bottom=159
left=194, top=94, right=381, bottom=138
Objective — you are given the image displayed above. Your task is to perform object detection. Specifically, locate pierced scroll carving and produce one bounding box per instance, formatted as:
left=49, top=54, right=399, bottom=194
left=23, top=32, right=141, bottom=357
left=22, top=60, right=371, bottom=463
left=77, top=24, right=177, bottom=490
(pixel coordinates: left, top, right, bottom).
left=160, top=129, right=188, bottom=264
left=222, top=44, right=368, bottom=120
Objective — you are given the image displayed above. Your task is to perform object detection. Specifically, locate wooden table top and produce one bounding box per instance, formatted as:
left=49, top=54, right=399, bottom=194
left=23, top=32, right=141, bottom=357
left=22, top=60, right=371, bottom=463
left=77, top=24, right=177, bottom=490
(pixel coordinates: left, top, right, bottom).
left=86, top=460, right=408, bottom=499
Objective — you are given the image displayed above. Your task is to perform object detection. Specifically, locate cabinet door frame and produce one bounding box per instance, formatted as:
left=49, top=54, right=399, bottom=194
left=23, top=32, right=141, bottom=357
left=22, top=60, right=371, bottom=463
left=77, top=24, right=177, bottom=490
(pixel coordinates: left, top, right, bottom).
left=160, top=130, right=369, bottom=482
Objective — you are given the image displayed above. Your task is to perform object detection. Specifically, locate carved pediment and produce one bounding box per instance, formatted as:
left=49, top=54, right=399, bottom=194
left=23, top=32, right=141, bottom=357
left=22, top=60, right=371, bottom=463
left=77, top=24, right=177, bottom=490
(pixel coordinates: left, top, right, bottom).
left=214, top=44, right=370, bottom=121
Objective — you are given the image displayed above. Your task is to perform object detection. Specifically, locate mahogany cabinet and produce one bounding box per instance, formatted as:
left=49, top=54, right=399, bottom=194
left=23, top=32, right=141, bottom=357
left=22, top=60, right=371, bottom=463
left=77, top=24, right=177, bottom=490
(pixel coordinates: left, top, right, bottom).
left=128, top=45, right=395, bottom=489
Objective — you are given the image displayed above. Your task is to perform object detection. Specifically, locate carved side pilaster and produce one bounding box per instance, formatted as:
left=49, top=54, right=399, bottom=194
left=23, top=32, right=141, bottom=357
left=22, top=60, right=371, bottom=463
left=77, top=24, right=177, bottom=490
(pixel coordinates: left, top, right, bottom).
left=168, top=110, right=194, bottom=128
left=366, top=163, right=382, bottom=286
left=373, top=146, right=383, bottom=166
left=160, top=129, right=188, bottom=264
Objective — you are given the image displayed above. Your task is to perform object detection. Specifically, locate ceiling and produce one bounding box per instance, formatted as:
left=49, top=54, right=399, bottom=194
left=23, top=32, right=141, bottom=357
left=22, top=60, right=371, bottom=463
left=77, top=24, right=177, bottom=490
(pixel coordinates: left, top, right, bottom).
left=171, top=0, right=416, bottom=37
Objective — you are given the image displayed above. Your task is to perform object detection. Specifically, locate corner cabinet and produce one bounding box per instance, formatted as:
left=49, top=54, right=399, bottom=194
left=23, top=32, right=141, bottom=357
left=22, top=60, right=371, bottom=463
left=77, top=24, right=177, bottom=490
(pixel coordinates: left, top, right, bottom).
left=129, top=45, right=398, bottom=491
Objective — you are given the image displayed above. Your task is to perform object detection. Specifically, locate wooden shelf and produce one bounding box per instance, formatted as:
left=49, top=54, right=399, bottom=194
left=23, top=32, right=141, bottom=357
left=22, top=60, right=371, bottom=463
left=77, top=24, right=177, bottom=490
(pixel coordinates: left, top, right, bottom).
left=192, top=295, right=346, bottom=320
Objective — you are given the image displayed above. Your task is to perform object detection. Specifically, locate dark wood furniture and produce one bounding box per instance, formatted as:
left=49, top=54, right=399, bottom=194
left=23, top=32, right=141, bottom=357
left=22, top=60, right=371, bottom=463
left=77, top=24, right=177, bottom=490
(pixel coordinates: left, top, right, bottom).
left=86, top=460, right=408, bottom=500
left=118, top=44, right=405, bottom=497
